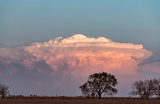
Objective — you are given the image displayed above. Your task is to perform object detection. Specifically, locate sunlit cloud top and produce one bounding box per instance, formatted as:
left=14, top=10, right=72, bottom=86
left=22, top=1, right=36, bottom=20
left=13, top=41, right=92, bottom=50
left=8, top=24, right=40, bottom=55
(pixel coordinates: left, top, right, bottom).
left=26, top=34, right=143, bottom=49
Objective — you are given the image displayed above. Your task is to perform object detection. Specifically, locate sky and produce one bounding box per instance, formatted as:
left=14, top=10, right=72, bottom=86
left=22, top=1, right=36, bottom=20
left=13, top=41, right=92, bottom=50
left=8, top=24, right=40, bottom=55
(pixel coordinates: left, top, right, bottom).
left=0, top=0, right=160, bottom=97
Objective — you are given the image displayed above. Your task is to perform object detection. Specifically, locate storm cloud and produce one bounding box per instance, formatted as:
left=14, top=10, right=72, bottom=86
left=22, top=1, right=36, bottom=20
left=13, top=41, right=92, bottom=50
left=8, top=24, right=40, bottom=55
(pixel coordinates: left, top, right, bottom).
left=0, top=34, right=158, bottom=96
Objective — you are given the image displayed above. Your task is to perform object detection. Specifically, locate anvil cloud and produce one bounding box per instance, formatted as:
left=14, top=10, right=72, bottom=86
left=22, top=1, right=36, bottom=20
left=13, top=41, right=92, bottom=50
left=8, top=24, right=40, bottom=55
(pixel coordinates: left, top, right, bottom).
left=0, top=34, right=158, bottom=96
left=24, top=34, right=152, bottom=76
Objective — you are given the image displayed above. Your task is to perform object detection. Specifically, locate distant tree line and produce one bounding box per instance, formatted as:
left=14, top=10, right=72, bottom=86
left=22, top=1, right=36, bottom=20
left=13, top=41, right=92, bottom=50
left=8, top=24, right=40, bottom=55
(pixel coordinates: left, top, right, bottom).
left=79, top=72, right=160, bottom=99
left=1, top=72, right=160, bottom=100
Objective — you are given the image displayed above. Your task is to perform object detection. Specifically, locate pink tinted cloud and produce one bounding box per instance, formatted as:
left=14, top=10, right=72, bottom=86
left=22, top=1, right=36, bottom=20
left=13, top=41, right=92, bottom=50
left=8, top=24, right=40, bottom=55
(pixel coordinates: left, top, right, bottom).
left=0, top=34, right=153, bottom=76
left=23, top=34, right=152, bottom=77
left=1, top=34, right=159, bottom=95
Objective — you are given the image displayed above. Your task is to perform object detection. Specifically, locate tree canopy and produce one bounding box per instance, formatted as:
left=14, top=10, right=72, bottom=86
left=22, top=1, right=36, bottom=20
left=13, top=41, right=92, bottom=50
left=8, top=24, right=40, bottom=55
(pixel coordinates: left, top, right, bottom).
left=79, top=72, right=118, bottom=99
left=129, top=78, right=160, bottom=99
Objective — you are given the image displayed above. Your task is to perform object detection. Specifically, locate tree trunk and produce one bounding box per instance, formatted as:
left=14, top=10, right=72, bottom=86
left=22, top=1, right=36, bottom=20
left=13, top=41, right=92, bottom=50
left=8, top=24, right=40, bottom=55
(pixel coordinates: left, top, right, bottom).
left=2, top=95, right=5, bottom=98
left=98, top=92, right=101, bottom=99
left=2, top=90, right=5, bottom=98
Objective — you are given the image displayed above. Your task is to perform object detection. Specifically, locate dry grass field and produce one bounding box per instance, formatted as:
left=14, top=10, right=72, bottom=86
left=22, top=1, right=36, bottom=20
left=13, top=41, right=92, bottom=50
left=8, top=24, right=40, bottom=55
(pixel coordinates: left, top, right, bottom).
left=0, top=97, right=160, bottom=104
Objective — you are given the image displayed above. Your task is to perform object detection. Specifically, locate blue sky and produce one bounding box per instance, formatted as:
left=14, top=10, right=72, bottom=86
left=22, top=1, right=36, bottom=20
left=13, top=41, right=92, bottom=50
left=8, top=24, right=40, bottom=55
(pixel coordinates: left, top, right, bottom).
left=1, top=0, right=160, bottom=49
left=0, top=0, right=160, bottom=96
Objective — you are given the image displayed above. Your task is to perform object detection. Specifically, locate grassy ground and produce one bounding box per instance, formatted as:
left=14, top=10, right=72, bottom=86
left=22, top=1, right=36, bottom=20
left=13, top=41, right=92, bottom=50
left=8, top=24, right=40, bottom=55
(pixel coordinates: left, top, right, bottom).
left=0, top=97, right=160, bottom=104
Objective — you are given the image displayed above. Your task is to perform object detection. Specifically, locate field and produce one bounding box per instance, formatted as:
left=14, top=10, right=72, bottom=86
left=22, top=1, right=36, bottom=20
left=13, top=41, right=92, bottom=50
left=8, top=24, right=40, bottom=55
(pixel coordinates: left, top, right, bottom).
left=0, top=97, right=160, bottom=104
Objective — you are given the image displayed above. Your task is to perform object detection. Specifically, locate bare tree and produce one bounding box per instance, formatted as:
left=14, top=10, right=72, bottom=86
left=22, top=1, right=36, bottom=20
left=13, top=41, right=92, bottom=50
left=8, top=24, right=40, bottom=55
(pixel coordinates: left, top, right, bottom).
left=129, top=79, right=156, bottom=99
left=0, top=84, right=9, bottom=98
left=153, top=78, right=160, bottom=98
left=79, top=72, right=118, bottom=99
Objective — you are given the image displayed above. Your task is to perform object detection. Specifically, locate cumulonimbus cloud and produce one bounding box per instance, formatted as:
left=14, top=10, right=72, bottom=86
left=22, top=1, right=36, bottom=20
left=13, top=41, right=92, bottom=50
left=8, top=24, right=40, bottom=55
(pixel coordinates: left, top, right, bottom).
left=23, top=34, right=152, bottom=76
left=0, top=34, right=152, bottom=75
left=0, top=34, right=157, bottom=96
